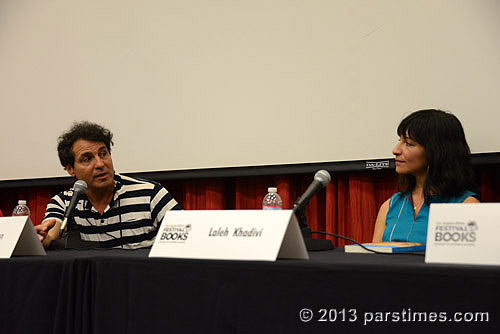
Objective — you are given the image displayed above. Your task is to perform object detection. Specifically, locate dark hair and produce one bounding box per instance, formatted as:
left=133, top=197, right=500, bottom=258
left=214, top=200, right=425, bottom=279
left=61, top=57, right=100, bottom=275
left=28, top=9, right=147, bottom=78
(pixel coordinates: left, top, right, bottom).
left=397, top=109, right=477, bottom=200
left=57, top=121, right=114, bottom=167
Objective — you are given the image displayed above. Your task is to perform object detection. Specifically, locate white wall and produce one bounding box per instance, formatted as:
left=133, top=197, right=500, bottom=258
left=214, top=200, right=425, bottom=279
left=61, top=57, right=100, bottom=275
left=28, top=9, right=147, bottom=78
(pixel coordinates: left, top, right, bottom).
left=1, top=0, right=499, bottom=180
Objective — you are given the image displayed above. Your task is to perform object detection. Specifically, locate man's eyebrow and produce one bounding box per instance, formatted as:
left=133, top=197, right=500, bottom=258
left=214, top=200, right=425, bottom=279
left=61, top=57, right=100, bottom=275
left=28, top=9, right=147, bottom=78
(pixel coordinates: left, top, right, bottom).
left=78, top=151, right=93, bottom=159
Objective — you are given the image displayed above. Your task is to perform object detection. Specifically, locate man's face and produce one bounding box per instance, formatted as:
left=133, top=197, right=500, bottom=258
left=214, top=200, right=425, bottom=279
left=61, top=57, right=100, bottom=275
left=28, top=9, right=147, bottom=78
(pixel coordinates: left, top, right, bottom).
left=65, top=139, right=115, bottom=193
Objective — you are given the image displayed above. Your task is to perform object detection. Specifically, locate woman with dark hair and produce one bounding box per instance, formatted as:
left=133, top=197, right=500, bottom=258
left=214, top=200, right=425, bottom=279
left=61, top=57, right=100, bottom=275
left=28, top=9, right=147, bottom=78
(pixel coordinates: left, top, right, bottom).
left=372, top=109, right=480, bottom=243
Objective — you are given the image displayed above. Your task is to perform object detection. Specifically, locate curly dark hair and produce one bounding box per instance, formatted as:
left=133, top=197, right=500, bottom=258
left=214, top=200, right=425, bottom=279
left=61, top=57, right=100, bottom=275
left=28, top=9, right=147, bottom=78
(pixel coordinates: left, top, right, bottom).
left=397, top=109, right=478, bottom=200
left=57, top=121, right=114, bottom=168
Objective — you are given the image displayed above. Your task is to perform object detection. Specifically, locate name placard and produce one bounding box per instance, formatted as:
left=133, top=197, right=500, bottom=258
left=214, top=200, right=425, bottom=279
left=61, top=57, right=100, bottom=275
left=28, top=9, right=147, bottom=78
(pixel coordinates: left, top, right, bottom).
left=426, top=203, right=500, bottom=266
left=0, top=216, right=46, bottom=258
left=149, top=210, right=309, bottom=261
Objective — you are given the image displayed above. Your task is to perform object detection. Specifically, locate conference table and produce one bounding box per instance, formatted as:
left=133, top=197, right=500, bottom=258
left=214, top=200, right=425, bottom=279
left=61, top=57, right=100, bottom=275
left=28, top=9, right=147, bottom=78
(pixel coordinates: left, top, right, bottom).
left=1, top=248, right=499, bottom=334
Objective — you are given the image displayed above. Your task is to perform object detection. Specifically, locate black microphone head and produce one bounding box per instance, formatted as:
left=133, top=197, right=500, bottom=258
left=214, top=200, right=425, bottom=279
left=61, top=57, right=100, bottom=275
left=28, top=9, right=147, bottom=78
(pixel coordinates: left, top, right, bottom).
left=73, top=180, right=87, bottom=194
left=314, top=170, right=331, bottom=187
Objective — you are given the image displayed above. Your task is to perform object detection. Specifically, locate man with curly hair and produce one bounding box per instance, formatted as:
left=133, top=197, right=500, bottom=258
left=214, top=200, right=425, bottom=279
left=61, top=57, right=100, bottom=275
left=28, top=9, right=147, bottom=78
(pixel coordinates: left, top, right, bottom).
left=36, top=121, right=181, bottom=249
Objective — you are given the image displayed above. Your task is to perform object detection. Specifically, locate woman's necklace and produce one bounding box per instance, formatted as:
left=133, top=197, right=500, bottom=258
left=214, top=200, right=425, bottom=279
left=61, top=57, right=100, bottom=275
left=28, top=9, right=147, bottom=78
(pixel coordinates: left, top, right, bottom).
left=412, top=195, right=424, bottom=214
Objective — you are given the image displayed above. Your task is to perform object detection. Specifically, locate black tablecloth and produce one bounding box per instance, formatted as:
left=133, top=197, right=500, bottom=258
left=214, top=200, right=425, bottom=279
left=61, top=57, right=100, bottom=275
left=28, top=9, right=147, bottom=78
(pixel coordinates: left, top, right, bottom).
left=1, top=249, right=499, bottom=334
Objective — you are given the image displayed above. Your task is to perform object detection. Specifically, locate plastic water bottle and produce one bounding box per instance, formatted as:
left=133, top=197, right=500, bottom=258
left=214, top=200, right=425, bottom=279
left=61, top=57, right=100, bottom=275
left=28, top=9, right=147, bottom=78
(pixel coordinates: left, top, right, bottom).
left=262, top=187, right=282, bottom=210
left=12, top=200, right=30, bottom=216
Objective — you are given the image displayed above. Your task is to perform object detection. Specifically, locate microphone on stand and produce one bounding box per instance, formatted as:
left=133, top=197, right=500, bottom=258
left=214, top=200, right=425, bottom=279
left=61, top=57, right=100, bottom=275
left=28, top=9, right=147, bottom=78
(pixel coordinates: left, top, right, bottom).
left=293, top=170, right=331, bottom=216
left=59, top=180, right=87, bottom=237
left=293, top=170, right=334, bottom=251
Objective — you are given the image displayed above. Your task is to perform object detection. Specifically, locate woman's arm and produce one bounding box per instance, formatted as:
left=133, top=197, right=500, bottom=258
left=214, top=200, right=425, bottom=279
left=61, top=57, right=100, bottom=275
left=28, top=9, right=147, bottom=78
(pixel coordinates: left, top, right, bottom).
left=372, top=199, right=390, bottom=242
left=463, top=196, right=480, bottom=203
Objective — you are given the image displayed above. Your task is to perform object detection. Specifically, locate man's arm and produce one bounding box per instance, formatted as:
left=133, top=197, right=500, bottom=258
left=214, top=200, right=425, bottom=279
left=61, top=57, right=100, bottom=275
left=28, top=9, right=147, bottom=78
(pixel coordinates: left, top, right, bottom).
left=39, top=191, right=70, bottom=248
left=35, top=219, right=62, bottom=249
left=151, top=183, right=182, bottom=228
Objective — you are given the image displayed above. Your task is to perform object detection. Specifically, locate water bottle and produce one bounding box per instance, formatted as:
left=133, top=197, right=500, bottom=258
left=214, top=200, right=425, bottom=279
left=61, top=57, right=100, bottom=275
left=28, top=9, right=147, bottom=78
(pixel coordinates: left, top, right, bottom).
left=262, top=187, right=282, bottom=210
left=12, top=200, right=30, bottom=216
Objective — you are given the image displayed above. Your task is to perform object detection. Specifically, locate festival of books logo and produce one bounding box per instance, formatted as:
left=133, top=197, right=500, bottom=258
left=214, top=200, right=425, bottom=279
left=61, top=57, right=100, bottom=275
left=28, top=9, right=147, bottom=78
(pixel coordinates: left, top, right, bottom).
left=434, top=220, right=478, bottom=245
left=159, top=224, right=192, bottom=243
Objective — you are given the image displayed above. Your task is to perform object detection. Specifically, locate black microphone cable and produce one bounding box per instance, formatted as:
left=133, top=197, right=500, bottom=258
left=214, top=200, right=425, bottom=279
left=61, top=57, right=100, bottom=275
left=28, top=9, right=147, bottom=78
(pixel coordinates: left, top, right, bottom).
left=311, top=231, right=425, bottom=256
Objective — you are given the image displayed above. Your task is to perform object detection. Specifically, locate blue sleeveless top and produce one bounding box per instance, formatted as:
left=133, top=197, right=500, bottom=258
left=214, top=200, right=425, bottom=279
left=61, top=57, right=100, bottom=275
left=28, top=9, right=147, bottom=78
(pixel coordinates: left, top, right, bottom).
left=382, top=190, right=476, bottom=243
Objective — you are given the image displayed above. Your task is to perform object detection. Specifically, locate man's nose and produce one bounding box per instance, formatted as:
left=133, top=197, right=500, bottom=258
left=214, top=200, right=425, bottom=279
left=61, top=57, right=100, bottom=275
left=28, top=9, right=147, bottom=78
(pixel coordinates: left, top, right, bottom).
left=94, top=156, right=105, bottom=168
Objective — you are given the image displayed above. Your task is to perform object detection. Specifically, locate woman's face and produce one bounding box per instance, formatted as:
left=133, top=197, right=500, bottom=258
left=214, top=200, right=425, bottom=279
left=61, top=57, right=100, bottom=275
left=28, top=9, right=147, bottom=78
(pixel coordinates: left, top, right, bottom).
left=392, top=133, right=428, bottom=177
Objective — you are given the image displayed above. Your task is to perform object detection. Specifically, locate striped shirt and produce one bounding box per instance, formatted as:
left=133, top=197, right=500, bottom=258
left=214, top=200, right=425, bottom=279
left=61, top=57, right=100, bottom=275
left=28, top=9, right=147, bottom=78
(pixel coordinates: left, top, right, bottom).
left=43, top=173, right=181, bottom=249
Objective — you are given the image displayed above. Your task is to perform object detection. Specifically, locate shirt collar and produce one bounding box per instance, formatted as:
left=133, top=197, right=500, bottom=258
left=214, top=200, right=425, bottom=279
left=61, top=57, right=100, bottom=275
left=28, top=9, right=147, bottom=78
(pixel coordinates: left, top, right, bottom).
left=110, top=173, right=124, bottom=207
left=81, top=173, right=123, bottom=211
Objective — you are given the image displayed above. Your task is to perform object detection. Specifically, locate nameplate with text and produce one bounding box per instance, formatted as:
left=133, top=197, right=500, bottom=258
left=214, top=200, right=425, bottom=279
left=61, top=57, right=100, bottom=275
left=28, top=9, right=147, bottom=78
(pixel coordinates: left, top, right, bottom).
left=0, top=216, right=47, bottom=258
left=149, top=210, right=309, bottom=261
left=426, top=203, right=500, bottom=266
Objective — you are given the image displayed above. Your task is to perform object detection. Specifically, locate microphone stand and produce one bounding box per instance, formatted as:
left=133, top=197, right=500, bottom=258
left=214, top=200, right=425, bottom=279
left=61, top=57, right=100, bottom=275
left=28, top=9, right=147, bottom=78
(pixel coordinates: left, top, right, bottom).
left=294, top=200, right=334, bottom=251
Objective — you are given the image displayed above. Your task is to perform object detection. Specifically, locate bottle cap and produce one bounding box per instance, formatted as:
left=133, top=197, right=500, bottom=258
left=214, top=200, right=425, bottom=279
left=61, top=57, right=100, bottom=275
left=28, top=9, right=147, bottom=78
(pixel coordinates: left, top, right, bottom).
left=18, top=200, right=27, bottom=205
left=267, top=187, right=277, bottom=193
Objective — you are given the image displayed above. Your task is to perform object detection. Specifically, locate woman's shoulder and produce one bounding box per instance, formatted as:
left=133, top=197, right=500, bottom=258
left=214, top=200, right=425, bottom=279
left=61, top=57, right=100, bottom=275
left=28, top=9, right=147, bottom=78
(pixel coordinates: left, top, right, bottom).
left=460, top=190, right=480, bottom=203
left=436, top=190, right=479, bottom=203
left=388, top=192, right=405, bottom=199
left=387, top=192, right=407, bottom=208
left=458, top=189, right=479, bottom=202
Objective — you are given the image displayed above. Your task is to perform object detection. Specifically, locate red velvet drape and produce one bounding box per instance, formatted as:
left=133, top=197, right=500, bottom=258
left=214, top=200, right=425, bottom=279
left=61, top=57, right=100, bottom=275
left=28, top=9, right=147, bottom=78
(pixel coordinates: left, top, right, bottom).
left=1, top=165, right=499, bottom=247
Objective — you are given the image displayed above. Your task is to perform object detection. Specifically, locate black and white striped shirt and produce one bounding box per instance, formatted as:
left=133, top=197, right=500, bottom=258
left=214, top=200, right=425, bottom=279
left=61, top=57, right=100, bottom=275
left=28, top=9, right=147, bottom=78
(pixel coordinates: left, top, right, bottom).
left=43, top=173, right=181, bottom=249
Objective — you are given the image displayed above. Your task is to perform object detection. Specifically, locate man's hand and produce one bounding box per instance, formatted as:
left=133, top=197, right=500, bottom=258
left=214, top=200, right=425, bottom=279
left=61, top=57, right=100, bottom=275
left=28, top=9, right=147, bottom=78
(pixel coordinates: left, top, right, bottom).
left=35, top=219, right=59, bottom=248
left=35, top=219, right=56, bottom=241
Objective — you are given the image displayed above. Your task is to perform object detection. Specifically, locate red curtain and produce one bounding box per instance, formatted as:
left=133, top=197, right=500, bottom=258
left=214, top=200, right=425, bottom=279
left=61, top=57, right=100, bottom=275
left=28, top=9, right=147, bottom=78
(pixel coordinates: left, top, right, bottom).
left=1, top=165, right=499, bottom=247
left=161, top=171, right=399, bottom=246
left=0, top=186, right=56, bottom=226
left=480, top=165, right=500, bottom=202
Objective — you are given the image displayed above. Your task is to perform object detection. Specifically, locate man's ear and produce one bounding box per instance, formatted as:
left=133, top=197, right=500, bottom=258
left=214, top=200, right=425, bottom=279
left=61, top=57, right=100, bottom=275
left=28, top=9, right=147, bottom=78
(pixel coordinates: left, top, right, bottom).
left=65, top=165, right=76, bottom=177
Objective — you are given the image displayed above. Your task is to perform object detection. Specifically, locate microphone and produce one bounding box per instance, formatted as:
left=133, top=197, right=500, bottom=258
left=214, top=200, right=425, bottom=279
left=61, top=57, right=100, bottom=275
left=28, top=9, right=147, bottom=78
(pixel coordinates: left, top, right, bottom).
left=59, top=180, right=87, bottom=237
left=293, top=170, right=333, bottom=251
left=293, top=170, right=331, bottom=214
